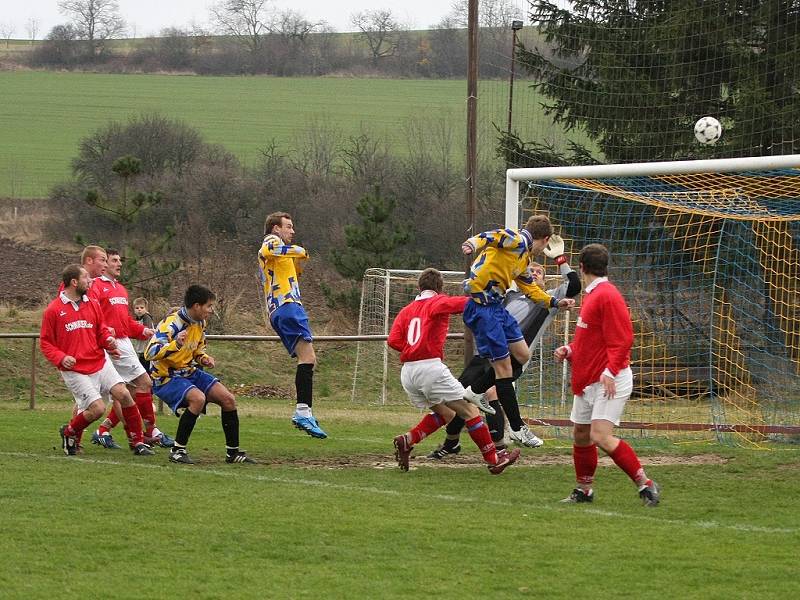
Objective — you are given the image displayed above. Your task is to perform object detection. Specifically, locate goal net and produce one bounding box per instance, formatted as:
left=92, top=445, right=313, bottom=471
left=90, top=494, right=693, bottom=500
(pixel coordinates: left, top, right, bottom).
left=351, top=268, right=466, bottom=406
left=507, top=155, right=800, bottom=445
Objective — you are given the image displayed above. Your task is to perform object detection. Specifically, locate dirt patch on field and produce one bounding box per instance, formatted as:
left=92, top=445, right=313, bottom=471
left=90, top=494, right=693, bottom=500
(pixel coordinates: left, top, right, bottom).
left=0, top=237, right=74, bottom=307
left=260, top=453, right=729, bottom=470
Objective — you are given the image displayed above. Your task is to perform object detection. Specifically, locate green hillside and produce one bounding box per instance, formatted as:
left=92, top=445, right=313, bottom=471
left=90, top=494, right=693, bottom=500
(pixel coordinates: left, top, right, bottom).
left=0, top=71, right=587, bottom=198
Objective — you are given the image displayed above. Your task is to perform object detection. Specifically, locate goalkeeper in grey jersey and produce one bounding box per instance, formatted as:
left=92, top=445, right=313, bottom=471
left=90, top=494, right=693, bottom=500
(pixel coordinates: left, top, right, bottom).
left=429, top=236, right=581, bottom=458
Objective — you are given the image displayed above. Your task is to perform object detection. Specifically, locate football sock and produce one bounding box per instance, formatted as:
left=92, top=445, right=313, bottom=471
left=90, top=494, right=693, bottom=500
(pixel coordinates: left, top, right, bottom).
left=495, top=378, right=524, bottom=431
left=135, top=391, right=156, bottom=436
left=609, top=440, right=648, bottom=486
left=174, top=409, right=200, bottom=448
left=296, top=363, right=314, bottom=407
left=121, top=404, right=144, bottom=445
left=471, top=358, right=524, bottom=394
left=409, top=412, right=445, bottom=445
left=445, top=415, right=465, bottom=436
left=573, top=443, right=598, bottom=491
left=221, top=409, right=240, bottom=450
left=465, top=415, right=497, bottom=464
left=295, top=402, right=311, bottom=418
left=66, top=411, right=92, bottom=436
left=485, top=400, right=505, bottom=442
left=97, top=410, right=119, bottom=435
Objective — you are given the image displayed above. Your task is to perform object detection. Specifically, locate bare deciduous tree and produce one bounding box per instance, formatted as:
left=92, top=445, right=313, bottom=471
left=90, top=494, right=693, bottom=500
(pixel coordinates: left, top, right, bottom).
left=0, top=22, right=15, bottom=48
left=26, top=18, right=39, bottom=42
left=210, top=0, right=272, bottom=54
left=58, top=0, right=126, bottom=55
left=351, top=9, right=400, bottom=67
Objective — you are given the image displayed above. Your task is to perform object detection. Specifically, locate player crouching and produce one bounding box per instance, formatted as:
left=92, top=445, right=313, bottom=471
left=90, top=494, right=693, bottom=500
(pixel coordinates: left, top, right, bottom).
left=387, top=269, right=521, bottom=474
left=40, top=265, right=154, bottom=456
left=145, top=285, right=255, bottom=465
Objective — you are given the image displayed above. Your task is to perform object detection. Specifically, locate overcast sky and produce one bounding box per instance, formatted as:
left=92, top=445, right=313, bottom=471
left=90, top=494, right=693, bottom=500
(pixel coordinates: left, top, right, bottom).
left=3, top=0, right=463, bottom=38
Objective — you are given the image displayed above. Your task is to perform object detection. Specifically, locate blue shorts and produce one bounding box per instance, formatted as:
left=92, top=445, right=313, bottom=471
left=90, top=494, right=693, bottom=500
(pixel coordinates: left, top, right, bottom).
left=270, top=302, right=313, bottom=357
left=152, top=369, right=219, bottom=415
left=463, top=300, right=523, bottom=361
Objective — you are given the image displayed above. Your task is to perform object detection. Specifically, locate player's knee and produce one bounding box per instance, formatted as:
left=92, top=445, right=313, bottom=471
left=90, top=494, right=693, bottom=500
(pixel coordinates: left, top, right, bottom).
left=136, top=375, right=152, bottom=393
left=85, top=399, right=105, bottom=421
left=219, top=391, right=236, bottom=411
left=185, top=392, right=206, bottom=413
left=112, top=385, right=135, bottom=407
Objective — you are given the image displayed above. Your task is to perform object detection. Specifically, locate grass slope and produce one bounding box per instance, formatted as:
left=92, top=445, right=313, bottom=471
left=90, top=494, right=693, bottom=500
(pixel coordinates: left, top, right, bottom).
left=1, top=405, right=798, bottom=599
left=0, top=71, right=588, bottom=198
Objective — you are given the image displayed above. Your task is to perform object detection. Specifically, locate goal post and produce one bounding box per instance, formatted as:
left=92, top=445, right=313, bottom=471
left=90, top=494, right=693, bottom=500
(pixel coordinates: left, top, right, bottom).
left=351, top=268, right=467, bottom=406
left=506, top=154, right=800, bottom=444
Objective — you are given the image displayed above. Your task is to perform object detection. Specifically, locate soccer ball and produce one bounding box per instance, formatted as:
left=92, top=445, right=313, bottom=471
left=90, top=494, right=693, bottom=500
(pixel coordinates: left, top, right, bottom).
left=694, top=116, right=722, bottom=145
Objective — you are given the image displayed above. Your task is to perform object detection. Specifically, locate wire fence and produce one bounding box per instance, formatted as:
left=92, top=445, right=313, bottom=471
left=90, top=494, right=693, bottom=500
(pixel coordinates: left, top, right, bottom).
left=0, top=332, right=465, bottom=410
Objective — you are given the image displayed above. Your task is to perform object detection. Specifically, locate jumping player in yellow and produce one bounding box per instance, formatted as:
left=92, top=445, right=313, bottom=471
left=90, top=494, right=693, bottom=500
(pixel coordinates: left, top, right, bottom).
left=258, top=211, right=326, bottom=439
left=462, top=214, right=574, bottom=446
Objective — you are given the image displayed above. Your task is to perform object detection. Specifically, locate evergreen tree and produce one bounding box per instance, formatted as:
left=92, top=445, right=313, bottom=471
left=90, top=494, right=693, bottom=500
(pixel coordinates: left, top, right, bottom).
left=504, top=0, right=800, bottom=166
left=79, top=155, right=179, bottom=295
left=332, top=186, right=422, bottom=280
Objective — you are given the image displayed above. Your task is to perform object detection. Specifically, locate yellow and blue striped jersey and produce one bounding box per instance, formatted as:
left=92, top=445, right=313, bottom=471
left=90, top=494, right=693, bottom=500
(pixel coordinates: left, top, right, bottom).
left=257, top=234, right=308, bottom=316
left=463, top=228, right=552, bottom=307
left=144, top=307, right=210, bottom=386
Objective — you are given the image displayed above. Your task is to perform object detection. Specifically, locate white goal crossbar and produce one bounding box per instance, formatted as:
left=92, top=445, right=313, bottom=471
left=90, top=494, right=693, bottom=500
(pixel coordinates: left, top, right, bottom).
left=505, top=154, right=800, bottom=228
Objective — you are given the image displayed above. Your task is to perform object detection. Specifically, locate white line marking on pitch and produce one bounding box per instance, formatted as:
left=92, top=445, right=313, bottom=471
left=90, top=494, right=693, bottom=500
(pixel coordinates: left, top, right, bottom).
left=1, top=451, right=795, bottom=535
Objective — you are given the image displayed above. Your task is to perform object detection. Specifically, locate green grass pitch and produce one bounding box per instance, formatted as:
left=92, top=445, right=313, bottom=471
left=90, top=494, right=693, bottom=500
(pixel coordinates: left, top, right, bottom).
left=1, top=402, right=798, bottom=599
left=0, top=71, right=590, bottom=199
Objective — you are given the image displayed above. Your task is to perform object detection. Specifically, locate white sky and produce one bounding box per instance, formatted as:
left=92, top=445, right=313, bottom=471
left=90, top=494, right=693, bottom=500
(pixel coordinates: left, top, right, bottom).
left=2, top=0, right=457, bottom=38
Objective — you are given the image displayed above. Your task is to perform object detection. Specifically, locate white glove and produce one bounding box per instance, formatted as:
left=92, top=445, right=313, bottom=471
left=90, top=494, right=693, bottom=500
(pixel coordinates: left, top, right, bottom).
left=543, top=234, right=567, bottom=264
left=543, top=234, right=564, bottom=258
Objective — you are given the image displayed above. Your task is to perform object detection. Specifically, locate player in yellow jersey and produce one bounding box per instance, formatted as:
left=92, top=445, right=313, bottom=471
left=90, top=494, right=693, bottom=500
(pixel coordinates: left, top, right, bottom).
left=462, top=214, right=574, bottom=446
left=145, top=285, right=255, bottom=465
left=258, top=212, right=327, bottom=439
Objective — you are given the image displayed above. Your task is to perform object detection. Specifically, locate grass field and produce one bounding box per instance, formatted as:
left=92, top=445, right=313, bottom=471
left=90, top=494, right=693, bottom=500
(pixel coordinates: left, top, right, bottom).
left=0, top=70, right=588, bottom=198
left=1, top=401, right=799, bottom=599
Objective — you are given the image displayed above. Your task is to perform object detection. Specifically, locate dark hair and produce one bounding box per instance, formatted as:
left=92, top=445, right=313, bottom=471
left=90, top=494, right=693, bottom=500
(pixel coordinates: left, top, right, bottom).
left=62, top=264, right=83, bottom=288
left=579, top=243, right=609, bottom=277
left=523, top=214, right=553, bottom=240
left=106, top=248, right=120, bottom=258
left=264, top=211, right=292, bottom=236
left=418, top=268, right=443, bottom=293
left=184, top=285, right=216, bottom=308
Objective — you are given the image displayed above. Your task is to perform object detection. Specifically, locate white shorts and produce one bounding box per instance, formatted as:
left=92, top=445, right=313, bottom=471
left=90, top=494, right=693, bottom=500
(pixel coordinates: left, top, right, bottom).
left=109, top=337, right=147, bottom=382
left=400, top=358, right=465, bottom=410
left=570, top=367, right=633, bottom=426
left=61, top=359, right=125, bottom=412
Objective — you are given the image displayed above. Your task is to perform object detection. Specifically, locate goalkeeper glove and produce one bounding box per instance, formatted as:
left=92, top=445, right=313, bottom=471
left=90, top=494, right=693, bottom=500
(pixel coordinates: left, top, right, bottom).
left=543, top=234, right=567, bottom=265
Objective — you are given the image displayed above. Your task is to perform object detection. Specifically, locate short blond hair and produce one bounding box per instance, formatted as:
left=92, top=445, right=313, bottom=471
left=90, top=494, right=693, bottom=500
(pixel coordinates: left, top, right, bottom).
left=133, top=297, right=148, bottom=308
left=80, top=245, right=106, bottom=265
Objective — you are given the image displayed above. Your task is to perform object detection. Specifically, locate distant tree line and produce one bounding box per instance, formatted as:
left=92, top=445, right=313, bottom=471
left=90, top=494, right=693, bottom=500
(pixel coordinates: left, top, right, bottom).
left=20, top=0, right=552, bottom=78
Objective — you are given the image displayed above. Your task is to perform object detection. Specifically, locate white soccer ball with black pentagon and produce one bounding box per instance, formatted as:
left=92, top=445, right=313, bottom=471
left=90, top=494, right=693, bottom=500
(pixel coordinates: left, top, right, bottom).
left=694, top=116, right=722, bottom=145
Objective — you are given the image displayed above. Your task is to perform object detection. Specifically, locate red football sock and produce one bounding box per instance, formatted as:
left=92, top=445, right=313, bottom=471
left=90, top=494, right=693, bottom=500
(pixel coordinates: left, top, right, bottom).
left=66, top=411, right=92, bottom=436
left=609, top=440, right=648, bottom=486
left=573, top=444, right=598, bottom=489
left=121, top=404, right=144, bottom=446
left=98, top=409, right=120, bottom=435
left=135, top=391, right=156, bottom=436
left=465, top=415, right=497, bottom=464
left=409, top=413, right=445, bottom=445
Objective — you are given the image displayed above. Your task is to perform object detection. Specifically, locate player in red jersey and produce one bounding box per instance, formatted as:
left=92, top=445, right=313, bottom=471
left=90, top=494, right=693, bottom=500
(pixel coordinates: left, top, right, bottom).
left=40, top=264, right=153, bottom=456
left=91, top=249, right=174, bottom=449
left=387, top=268, right=521, bottom=474
left=554, top=244, right=660, bottom=506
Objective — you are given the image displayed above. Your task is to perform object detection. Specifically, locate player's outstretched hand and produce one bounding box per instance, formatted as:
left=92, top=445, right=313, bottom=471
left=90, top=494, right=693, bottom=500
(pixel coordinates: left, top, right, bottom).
left=556, top=298, right=575, bottom=310
left=543, top=234, right=564, bottom=258
left=199, top=355, right=216, bottom=368
left=142, top=328, right=155, bottom=338
left=554, top=345, right=570, bottom=362
left=462, top=241, right=475, bottom=255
